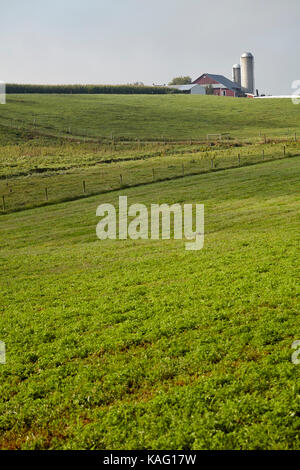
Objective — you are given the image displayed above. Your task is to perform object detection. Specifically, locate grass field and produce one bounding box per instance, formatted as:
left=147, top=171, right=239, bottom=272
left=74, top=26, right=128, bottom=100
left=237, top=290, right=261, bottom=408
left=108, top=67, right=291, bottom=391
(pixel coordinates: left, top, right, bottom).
left=0, top=156, right=299, bottom=449
left=0, top=94, right=300, bottom=450
left=1, top=141, right=298, bottom=213
left=1, top=94, right=300, bottom=140
left=1, top=120, right=299, bottom=213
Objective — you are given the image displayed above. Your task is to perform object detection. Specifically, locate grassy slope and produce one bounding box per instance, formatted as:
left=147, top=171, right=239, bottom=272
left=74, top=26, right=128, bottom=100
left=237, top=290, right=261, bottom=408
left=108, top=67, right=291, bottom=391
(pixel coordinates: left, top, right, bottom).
left=1, top=114, right=299, bottom=214
left=2, top=141, right=298, bottom=213
left=1, top=94, right=300, bottom=140
left=0, top=157, right=299, bottom=449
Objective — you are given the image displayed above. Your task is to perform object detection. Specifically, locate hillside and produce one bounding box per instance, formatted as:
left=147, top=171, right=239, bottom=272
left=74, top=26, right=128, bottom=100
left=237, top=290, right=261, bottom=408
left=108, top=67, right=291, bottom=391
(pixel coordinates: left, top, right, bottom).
left=0, top=157, right=299, bottom=449
left=1, top=94, right=300, bottom=141
left=1, top=94, right=299, bottom=214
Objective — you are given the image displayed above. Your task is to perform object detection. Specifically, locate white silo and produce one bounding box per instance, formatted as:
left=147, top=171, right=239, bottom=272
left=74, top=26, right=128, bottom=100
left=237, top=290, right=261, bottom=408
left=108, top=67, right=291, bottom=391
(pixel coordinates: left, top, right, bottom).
left=240, top=52, right=255, bottom=94
left=232, top=64, right=241, bottom=87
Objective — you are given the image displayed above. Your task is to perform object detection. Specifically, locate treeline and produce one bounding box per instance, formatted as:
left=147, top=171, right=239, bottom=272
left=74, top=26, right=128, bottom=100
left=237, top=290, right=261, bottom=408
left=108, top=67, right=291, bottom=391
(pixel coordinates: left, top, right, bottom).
left=6, top=84, right=183, bottom=94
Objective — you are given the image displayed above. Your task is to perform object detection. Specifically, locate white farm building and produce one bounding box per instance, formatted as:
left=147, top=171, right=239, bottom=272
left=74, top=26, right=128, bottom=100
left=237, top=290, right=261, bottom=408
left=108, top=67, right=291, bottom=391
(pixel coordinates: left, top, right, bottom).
left=168, top=84, right=206, bottom=95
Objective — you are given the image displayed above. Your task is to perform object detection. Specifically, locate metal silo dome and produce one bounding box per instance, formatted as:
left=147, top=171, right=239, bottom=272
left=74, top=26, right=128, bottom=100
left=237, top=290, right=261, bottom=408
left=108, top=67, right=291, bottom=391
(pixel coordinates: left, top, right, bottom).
left=241, top=52, right=254, bottom=58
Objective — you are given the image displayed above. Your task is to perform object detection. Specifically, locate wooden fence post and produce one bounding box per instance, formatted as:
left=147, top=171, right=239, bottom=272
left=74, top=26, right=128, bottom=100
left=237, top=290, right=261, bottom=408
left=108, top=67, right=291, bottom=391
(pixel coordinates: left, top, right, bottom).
left=2, top=195, right=5, bottom=211
left=283, top=146, right=286, bottom=157
left=262, top=149, right=265, bottom=160
left=45, top=187, right=48, bottom=201
left=295, top=132, right=297, bottom=142
left=238, top=154, right=241, bottom=166
left=83, top=181, right=86, bottom=193
left=120, top=174, right=123, bottom=186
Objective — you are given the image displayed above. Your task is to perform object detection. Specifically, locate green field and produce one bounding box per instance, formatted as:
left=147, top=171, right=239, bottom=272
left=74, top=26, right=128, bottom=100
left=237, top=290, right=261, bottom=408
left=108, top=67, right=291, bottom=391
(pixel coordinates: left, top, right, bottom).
left=1, top=100, right=299, bottom=214
left=1, top=137, right=298, bottom=213
left=0, top=94, right=300, bottom=450
left=1, top=94, right=300, bottom=140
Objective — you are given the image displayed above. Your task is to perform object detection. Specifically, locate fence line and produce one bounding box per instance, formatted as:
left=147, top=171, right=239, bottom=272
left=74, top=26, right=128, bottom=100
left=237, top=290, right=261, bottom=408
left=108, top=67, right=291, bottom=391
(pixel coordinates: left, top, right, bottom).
left=1, top=149, right=298, bottom=215
left=0, top=118, right=299, bottom=145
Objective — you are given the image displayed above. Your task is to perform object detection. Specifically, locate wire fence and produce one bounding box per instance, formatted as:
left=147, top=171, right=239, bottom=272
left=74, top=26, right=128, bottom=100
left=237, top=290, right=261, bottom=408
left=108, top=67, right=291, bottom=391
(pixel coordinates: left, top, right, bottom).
left=0, top=116, right=299, bottom=145
left=1, top=145, right=298, bottom=214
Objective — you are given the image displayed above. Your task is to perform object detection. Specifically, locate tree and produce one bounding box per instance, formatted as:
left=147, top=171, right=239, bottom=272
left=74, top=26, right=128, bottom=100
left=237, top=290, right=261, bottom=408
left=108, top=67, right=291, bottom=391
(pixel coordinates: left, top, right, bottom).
left=205, top=84, right=214, bottom=95
left=168, top=76, right=192, bottom=85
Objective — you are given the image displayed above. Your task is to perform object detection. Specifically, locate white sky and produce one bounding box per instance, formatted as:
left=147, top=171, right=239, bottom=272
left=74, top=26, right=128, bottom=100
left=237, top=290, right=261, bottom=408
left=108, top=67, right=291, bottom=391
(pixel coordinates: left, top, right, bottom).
left=1, top=0, right=299, bottom=94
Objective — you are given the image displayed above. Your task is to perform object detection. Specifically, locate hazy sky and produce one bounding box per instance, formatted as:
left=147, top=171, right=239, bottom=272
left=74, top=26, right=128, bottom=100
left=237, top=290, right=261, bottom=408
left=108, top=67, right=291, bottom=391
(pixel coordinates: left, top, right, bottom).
left=1, top=0, right=299, bottom=94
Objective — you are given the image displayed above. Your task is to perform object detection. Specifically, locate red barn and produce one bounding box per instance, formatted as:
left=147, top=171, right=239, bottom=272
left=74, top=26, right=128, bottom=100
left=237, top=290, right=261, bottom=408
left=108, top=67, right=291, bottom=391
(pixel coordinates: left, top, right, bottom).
left=192, top=73, right=242, bottom=97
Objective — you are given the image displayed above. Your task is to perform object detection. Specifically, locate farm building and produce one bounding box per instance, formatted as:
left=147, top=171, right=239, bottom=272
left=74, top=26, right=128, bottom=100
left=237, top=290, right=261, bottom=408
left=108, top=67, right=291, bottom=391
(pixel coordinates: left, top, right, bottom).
left=192, top=73, right=242, bottom=97
left=169, top=84, right=206, bottom=95
left=166, top=52, right=256, bottom=98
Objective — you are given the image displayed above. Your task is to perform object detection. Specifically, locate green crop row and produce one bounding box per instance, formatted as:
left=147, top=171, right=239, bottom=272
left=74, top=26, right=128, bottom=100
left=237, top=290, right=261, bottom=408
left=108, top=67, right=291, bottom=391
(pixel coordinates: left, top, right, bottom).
left=6, top=84, right=183, bottom=95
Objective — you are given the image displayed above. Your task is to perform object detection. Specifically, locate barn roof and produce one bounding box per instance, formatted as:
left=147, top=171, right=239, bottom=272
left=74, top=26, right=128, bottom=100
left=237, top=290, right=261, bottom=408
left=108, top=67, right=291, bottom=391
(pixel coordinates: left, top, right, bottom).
left=193, top=73, right=241, bottom=91
left=208, top=74, right=241, bottom=90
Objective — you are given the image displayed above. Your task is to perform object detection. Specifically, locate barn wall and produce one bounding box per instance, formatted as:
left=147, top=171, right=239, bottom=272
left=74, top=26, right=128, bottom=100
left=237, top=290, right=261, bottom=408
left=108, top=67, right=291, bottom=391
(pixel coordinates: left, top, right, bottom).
left=213, top=88, right=235, bottom=97
left=193, top=75, right=219, bottom=85
left=227, top=89, right=235, bottom=97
